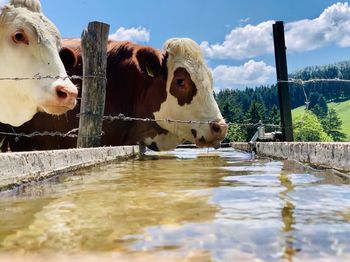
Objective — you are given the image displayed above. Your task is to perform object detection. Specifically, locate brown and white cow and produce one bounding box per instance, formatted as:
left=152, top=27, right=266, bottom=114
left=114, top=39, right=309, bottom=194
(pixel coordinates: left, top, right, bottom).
left=0, top=0, right=78, bottom=126
left=0, top=37, right=227, bottom=152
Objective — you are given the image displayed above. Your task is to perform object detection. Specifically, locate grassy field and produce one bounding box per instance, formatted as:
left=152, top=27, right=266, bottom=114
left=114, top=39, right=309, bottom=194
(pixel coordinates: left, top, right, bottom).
left=292, top=100, right=350, bottom=140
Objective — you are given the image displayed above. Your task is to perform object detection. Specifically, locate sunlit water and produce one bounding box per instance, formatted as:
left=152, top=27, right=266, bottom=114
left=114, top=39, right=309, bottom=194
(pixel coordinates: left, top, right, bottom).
left=0, top=148, right=349, bottom=262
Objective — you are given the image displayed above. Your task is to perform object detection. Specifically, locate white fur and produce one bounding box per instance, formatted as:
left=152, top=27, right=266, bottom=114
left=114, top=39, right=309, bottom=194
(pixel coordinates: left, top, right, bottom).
left=10, top=0, right=42, bottom=12
left=144, top=133, right=183, bottom=151
left=153, top=38, right=225, bottom=147
left=0, top=0, right=77, bottom=126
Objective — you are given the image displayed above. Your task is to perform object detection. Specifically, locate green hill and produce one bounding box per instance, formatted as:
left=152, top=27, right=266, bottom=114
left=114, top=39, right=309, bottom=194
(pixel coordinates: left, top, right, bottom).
left=292, top=100, right=350, bottom=140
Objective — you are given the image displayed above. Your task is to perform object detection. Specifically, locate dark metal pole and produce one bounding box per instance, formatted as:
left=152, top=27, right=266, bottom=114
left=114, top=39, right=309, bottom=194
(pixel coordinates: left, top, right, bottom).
left=273, top=21, right=294, bottom=142
left=77, top=21, right=110, bottom=148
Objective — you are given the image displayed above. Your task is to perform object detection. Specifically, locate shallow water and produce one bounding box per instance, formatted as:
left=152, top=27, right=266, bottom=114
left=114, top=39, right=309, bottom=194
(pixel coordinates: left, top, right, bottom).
left=0, top=148, right=349, bottom=262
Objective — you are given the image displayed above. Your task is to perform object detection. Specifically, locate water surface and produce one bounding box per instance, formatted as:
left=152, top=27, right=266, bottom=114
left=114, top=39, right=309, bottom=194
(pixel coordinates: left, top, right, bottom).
left=0, top=149, right=349, bottom=262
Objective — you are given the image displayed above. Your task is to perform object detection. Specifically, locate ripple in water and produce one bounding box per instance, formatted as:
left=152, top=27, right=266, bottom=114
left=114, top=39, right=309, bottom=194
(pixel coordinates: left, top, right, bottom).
left=0, top=148, right=349, bottom=262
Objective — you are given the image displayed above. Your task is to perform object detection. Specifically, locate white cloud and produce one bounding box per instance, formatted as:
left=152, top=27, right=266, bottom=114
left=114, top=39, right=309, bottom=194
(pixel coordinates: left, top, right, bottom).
left=109, top=27, right=150, bottom=43
left=285, top=2, right=350, bottom=52
left=201, top=21, right=274, bottom=60
left=202, top=2, right=350, bottom=60
left=212, top=60, right=275, bottom=91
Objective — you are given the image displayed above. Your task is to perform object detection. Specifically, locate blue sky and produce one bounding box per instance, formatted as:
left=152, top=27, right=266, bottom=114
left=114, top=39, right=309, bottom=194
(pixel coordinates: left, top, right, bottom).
left=3, top=0, right=350, bottom=90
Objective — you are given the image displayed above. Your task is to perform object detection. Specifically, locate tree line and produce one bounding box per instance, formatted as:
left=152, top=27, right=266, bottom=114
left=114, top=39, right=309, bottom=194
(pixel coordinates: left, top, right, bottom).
left=216, top=60, right=350, bottom=142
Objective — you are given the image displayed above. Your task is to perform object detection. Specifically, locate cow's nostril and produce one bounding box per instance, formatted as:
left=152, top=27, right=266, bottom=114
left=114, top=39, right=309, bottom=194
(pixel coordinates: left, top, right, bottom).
left=56, top=89, right=68, bottom=99
left=55, top=86, right=70, bottom=99
left=211, top=123, right=221, bottom=133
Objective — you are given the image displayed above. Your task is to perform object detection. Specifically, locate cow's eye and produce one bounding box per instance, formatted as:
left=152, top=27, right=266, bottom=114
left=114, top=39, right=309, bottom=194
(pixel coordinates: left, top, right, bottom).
left=12, top=30, right=29, bottom=45
left=177, top=79, right=185, bottom=87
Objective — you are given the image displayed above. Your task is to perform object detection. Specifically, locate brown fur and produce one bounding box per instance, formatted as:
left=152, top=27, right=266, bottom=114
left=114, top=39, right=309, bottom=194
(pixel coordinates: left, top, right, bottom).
left=170, top=67, right=198, bottom=106
left=0, top=39, right=170, bottom=151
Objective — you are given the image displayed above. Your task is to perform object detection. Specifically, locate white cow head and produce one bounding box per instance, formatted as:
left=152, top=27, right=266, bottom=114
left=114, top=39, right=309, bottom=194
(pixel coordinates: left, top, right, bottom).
left=0, top=0, right=78, bottom=126
left=151, top=38, right=227, bottom=150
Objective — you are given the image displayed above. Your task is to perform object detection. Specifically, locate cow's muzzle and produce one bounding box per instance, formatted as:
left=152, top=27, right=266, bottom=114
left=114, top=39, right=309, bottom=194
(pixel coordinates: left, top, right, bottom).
left=40, top=84, right=78, bottom=115
left=194, top=119, right=228, bottom=149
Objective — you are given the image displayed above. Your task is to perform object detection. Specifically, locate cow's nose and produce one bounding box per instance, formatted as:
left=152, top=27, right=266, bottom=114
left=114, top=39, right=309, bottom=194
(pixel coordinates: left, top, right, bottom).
left=55, top=85, right=78, bottom=108
left=210, top=119, right=228, bottom=139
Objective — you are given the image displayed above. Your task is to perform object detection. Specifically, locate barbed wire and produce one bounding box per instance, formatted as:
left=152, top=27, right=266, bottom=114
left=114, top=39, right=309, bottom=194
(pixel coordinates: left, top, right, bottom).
left=102, top=114, right=281, bottom=128
left=278, top=78, right=350, bottom=84
left=0, top=114, right=282, bottom=140
left=0, top=130, right=79, bottom=139
left=0, top=74, right=106, bottom=81
left=1, top=73, right=350, bottom=85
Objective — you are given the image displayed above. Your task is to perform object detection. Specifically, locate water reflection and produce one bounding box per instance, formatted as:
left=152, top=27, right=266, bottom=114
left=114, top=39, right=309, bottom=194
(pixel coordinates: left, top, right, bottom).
left=0, top=149, right=349, bottom=262
left=279, top=169, right=297, bottom=261
left=0, top=157, right=229, bottom=253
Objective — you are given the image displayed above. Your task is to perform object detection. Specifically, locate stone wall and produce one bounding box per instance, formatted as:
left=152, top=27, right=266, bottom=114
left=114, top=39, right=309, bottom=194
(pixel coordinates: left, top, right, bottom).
left=0, top=146, right=138, bottom=191
left=232, top=142, right=350, bottom=172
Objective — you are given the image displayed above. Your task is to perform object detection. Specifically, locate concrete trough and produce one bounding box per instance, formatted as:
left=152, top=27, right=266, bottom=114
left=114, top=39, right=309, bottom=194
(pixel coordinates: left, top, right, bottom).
left=0, top=146, right=139, bottom=191
left=232, top=142, right=350, bottom=173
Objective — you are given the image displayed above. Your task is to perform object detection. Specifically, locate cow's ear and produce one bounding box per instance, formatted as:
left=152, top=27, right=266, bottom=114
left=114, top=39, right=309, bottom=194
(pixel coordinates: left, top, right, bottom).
left=59, top=47, right=78, bottom=70
left=136, top=48, right=162, bottom=78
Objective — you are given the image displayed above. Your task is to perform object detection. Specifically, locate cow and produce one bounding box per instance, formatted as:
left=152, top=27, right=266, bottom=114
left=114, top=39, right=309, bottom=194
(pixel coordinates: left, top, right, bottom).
left=0, top=0, right=78, bottom=127
left=0, top=37, right=227, bottom=152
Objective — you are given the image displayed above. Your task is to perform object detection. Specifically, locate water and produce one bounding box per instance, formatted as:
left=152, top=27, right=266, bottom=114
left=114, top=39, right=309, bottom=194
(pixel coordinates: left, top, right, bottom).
left=0, top=148, right=349, bottom=262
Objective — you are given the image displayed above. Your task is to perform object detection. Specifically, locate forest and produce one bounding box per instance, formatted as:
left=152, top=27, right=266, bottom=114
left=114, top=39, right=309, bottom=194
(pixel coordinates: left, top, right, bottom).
left=216, top=60, right=350, bottom=142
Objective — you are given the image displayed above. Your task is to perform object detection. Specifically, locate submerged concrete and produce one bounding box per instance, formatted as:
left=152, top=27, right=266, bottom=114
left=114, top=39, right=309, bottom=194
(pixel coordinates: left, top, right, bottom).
left=0, top=146, right=139, bottom=191
left=232, top=142, right=350, bottom=173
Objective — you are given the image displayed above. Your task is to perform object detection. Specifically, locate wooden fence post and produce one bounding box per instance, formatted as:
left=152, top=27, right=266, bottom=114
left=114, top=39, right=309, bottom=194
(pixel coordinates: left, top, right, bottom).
left=77, top=21, right=110, bottom=148
left=273, top=21, right=294, bottom=142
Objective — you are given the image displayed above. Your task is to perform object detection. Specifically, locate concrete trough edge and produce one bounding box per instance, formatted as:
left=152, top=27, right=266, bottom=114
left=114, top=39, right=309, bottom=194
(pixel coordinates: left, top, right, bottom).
left=0, top=146, right=139, bottom=191
left=231, top=142, right=350, bottom=174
